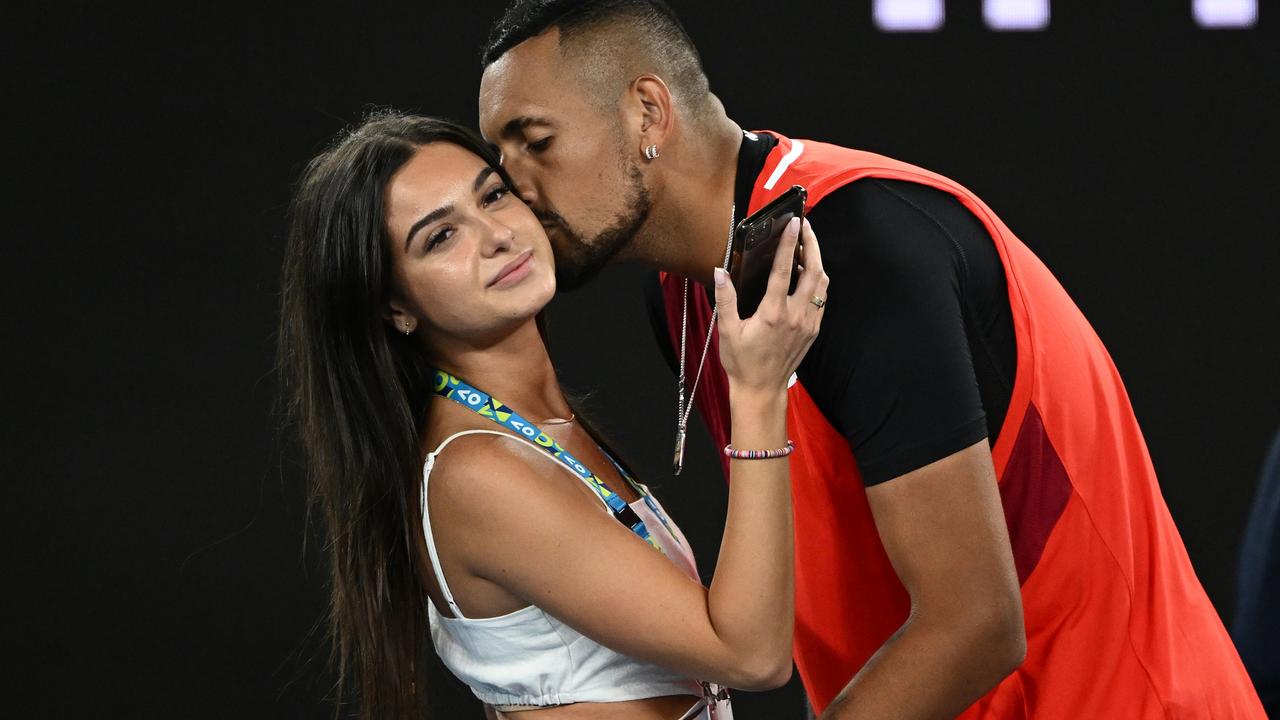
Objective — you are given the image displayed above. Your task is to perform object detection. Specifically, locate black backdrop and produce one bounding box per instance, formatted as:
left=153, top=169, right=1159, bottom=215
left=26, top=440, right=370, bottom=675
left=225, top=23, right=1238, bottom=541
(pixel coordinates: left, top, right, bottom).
left=6, top=1, right=1278, bottom=717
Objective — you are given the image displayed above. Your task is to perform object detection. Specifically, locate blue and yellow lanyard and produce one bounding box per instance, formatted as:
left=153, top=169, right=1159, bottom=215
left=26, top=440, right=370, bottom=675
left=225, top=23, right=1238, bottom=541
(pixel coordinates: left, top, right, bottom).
left=431, top=370, right=676, bottom=553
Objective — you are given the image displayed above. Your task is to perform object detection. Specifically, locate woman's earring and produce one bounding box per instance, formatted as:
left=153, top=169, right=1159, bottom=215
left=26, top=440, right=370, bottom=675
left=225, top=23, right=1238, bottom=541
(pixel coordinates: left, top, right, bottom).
left=644, top=144, right=661, bottom=161
left=402, top=323, right=413, bottom=336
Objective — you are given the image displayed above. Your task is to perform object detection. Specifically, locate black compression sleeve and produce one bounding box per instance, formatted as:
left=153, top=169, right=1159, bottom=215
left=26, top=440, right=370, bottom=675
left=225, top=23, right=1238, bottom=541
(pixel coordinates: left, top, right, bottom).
left=797, top=178, right=1008, bottom=486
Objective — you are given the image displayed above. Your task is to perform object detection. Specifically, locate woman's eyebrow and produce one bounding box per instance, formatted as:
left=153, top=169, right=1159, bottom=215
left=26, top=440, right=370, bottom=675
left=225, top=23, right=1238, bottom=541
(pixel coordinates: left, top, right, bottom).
left=404, top=204, right=453, bottom=252
left=403, top=167, right=498, bottom=251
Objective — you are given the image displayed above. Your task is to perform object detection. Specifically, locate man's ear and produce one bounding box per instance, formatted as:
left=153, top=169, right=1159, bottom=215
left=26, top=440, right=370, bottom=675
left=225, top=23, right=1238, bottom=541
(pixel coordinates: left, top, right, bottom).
left=630, top=74, right=675, bottom=154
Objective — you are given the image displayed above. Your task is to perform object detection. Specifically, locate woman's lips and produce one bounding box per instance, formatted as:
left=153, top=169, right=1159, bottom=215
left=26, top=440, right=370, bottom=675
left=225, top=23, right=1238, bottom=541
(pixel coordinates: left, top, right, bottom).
left=488, top=250, right=534, bottom=288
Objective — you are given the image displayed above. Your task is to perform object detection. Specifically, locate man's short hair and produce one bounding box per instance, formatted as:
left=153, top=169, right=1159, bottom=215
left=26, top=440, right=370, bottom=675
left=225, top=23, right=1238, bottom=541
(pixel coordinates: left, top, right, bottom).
left=481, top=0, right=711, bottom=113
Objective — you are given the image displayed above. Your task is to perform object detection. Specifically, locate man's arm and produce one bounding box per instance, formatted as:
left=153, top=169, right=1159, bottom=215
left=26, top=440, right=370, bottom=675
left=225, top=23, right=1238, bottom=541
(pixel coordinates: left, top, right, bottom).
left=786, top=176, right=1022, bottom=717
left=820, top=440, right=1025, bottom=719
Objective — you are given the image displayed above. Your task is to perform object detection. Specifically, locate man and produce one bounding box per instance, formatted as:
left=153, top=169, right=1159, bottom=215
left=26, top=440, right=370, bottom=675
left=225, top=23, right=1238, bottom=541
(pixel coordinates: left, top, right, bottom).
left=1235, top=428, right=1280, bottom=716
left=476, top=1, right=1265, bottom=717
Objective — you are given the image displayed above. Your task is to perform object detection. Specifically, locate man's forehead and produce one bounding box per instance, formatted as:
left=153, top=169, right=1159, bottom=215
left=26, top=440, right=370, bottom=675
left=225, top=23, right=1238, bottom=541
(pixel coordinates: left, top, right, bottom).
left=479, top=31, right=567, bottom=131
left=478, top=90, right=557, bottom=142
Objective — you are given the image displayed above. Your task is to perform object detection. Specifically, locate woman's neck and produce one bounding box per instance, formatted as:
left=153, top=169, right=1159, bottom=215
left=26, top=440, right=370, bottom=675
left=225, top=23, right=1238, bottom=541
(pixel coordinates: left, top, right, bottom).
left=428, top=319, right=571, bottom=422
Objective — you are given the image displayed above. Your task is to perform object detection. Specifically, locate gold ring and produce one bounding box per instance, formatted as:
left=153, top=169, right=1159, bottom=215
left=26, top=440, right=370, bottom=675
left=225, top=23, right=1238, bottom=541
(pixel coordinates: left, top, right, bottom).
left=810, top=296, right=826, bottom=309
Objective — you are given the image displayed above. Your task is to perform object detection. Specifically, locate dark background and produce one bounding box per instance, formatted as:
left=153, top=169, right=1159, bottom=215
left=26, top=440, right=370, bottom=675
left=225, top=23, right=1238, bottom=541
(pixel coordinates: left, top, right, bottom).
left=6, top=1, right=1277, bottom=717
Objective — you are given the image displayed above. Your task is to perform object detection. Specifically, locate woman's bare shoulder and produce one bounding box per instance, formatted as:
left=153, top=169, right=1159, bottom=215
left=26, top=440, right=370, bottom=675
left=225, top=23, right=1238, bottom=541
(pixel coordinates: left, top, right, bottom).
left=424, top=430, right=585, bottom=519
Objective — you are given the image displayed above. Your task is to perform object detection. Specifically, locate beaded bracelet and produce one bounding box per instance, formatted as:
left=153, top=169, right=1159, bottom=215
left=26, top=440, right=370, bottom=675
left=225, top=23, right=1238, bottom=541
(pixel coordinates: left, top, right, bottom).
left=723, top=440, right=796, bottom=460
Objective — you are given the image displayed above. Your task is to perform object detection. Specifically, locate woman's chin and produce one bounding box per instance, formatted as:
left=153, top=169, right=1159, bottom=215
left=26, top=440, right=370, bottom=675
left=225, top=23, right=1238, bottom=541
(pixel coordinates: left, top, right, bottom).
left=447, top=275, right=555, bottom=340
left=496, top=282, right=555, bottom=325
left=519, top=271, right=556, bottom=312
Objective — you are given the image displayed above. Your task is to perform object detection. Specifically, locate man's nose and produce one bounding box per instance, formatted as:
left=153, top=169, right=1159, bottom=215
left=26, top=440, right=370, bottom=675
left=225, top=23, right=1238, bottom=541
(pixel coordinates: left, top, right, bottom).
left=502, top=158, right=540, bottom=208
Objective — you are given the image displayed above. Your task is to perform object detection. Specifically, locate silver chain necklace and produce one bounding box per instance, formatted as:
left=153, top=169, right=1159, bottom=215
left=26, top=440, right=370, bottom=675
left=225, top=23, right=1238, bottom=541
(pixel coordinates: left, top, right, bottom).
left=674, top=202, right=735, bottom=475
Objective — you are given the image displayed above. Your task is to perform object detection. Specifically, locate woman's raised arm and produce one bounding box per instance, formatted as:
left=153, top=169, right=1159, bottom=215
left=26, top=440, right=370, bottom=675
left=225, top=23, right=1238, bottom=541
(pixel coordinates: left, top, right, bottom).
left=430, top=218, right=827, bottom=690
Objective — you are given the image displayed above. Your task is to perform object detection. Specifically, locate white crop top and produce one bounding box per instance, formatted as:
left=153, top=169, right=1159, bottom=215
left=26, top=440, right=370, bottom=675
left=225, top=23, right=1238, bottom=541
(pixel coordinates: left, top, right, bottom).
left=421, top=429, right=728, bottom=714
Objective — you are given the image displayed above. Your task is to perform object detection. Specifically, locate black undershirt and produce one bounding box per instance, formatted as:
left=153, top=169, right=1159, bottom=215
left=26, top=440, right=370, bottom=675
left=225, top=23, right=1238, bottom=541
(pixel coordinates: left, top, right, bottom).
left=647, top=132, right=1017, bottom=486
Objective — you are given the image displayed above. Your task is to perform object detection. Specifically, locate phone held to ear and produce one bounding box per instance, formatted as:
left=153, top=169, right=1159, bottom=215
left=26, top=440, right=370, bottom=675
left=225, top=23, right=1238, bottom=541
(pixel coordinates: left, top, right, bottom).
left=728, top=185, right=808, bottom=318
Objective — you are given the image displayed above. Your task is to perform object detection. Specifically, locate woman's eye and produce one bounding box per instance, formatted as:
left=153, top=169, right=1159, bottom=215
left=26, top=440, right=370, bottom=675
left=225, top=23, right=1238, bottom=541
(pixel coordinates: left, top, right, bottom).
left=527, top=136, right=552, bottom=154
left=425, top=227, right=454, bottom=251
left=483, top=185, right=511, bottom=206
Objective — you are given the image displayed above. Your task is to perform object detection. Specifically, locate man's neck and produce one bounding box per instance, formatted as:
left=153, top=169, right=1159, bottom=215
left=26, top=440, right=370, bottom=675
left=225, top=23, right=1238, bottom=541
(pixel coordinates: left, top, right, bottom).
left=428, top=319, right=571, bottom=422
left=633, top=113, right=744, bottom=287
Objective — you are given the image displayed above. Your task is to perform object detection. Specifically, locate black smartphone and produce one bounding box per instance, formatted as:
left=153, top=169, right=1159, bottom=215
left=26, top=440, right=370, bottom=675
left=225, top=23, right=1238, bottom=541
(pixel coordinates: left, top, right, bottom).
left=728, top=185, right=807, bottom=318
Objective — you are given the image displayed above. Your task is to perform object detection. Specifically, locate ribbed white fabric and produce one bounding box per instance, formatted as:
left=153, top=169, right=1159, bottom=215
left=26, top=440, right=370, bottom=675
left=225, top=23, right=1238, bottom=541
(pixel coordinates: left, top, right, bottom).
left=421, top=429, right=732, bottom=717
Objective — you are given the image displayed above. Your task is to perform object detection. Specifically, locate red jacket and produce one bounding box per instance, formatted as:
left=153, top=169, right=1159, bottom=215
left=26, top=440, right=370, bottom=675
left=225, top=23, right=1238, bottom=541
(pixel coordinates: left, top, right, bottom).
left=660, top=132, right=1264, bottom=718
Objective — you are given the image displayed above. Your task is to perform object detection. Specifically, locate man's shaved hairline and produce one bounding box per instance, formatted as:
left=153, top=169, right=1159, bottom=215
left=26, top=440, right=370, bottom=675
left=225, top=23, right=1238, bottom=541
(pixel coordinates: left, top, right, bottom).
left=540, top=15, right=711, bottom=120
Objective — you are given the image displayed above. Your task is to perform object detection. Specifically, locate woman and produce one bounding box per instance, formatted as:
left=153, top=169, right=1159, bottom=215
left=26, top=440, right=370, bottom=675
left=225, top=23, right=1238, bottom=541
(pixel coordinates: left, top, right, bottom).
left=279, top=111, right=828, bottom=719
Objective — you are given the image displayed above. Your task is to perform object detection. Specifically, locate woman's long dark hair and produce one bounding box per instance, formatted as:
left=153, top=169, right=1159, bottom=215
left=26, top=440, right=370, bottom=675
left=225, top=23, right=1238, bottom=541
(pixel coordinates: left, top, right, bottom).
left=278, top=111, right=511, bottom=719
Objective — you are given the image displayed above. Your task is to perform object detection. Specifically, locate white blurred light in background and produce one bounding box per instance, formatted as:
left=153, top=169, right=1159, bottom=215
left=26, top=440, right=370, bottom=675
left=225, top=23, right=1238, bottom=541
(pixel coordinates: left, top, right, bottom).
left=1193, top=0, right=1258, bottom=27
left=872, top=2, right=1258, bottom=32
left=874, top=0, right=945, bottom=32
left=983, top=0, right=1051, bottom=30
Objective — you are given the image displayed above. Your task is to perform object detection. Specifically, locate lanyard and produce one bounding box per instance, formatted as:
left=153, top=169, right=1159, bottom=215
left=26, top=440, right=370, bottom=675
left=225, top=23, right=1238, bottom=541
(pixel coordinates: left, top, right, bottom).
left=431, top=370, right=674, bottom=552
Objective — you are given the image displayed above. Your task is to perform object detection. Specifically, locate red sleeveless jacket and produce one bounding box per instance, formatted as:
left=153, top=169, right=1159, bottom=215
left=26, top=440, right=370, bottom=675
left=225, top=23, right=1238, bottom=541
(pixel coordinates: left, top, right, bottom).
left=660, top=132, right=1263, bottom=718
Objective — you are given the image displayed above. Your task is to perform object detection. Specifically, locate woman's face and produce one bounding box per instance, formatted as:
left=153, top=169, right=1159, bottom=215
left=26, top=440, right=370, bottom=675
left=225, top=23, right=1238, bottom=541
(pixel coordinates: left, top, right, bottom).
left=384, top=142, right=555, bottom=346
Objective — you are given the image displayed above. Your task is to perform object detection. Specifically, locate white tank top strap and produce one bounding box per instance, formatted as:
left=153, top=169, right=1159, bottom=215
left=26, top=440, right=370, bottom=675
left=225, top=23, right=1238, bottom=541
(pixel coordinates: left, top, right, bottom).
left=420, top=428, right=612, bottom=620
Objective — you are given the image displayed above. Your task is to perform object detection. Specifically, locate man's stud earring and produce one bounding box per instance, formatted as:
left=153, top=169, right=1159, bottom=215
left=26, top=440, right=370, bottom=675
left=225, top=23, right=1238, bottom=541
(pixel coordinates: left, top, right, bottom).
left=644, top=144, right=661, bottom=160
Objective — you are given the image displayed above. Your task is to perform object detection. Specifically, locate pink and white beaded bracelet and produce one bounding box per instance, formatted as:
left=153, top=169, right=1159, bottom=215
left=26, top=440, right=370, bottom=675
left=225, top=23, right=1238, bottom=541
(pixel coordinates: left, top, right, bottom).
left=723, top=440, right=796, bottom=460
